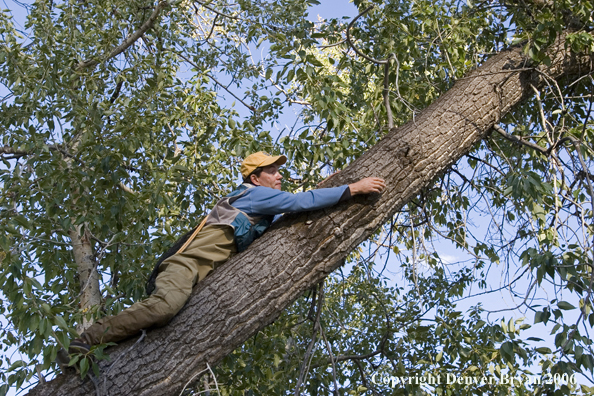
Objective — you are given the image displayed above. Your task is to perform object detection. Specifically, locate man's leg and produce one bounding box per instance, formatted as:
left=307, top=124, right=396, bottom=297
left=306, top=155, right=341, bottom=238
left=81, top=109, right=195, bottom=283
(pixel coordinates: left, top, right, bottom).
left=78, top=225, right=235, bottom=346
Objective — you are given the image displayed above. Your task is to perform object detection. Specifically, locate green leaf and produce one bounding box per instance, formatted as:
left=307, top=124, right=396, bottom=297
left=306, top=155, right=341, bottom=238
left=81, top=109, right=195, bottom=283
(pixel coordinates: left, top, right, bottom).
left=500, top=341, right=514, bottom=363
left=79, top=357, right=90, bottom=378
left=53, top=316, right=69, bottom=330
left=13, top=215, right=31, bottom=229
left=68, top=355, right=81, bottom=366
left=7, top=360, right=26, bottom=371
left=557, top=301, right=576, bottom=310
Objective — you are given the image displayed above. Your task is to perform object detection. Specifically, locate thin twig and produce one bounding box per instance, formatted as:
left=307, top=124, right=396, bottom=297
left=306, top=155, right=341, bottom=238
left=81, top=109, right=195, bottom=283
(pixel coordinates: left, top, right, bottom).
left=530, top=84, right=554, bottom=145
left=103, top=330, right=147, bottom=396
left=194, top=0, right=240, bottom=20
left=436, top=19, right=456, bottom=81
left=465, top=154, right=505, bottom=176
left=346, top=8, right=414, bottom=125
left=1, top=93, right=14, bottom=103
left=320, top=324, right=339, bottom=395
left=493, top=124, right=549, bottom=155
left=173, top=51, right=256, bottom=112
left=294, top=282, right=324, bottom=396
left=346, top=5, right=387, bottom=65
left=206, top=72, right=256, bottom=112
left=317, top=39, right=346, bottom=49
left=205, top=14, right=219, bottom=42
left=178, top=362, right=219, bottom=396
left=311, top=349, right=382, bottom=368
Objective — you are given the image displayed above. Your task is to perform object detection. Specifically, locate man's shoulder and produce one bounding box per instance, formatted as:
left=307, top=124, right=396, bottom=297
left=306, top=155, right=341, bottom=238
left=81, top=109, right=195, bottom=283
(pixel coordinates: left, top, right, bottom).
left=226, top=183, right=256, bottom=198
left=244, top=185, right=284, bottom=198
left=227, top=184, right=282, bottom=203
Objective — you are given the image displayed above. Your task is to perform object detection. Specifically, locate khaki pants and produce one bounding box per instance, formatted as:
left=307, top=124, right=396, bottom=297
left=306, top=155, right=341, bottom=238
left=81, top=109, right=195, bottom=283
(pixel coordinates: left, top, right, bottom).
left=80, top=225, right=236, bottom=346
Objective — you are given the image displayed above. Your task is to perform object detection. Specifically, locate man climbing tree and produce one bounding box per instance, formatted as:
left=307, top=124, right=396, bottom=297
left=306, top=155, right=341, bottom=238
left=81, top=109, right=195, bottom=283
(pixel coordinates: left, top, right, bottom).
left=64, top=151, right=385, bottom=355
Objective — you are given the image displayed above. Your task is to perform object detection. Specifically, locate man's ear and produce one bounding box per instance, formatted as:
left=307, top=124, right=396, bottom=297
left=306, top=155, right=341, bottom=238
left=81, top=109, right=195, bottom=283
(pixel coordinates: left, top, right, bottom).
left=250, top=174, right=260, bottom=185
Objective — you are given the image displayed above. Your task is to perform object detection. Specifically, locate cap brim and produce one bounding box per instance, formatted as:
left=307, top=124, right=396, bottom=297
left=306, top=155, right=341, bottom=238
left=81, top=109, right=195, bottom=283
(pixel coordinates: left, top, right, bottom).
left=259, top=154, right=287, bottom=168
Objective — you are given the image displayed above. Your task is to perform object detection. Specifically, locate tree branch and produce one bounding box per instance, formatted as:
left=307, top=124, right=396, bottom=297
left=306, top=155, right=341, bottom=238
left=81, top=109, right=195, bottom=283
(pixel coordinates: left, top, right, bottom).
left=311, top=349, right=382, bottom=368
left=346, top=5, right=386, bottom=65
left=0, top=146, right=29, bottom=158
left=1, top=145, right=137, bottom=193
left=492, top=124, right=550, bottom=154
left=0, top=144, right=77, bottom=160
left=193, top=0, right=240, bottom=21
left=206, top=72, right=257, bottom=112
left=383, top=54, right=395, bottom=129
left=319, top=323, right=339, bottom=396
left=204, top=13, right=219, bottom=42
left=346, top=9, right=413, bottom=128
left=109, top=81, right=124, bottom=104
left=76, top=1, right=169, bottom=70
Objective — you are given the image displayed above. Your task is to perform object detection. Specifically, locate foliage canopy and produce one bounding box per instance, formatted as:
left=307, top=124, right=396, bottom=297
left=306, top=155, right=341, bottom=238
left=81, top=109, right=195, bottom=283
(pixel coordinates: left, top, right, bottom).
left=1, top=0, right=594, bottom=394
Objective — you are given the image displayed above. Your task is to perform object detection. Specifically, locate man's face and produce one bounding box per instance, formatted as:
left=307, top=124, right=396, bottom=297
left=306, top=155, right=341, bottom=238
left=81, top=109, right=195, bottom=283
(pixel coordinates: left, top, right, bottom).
left=251, top=164, right=282, bottom=190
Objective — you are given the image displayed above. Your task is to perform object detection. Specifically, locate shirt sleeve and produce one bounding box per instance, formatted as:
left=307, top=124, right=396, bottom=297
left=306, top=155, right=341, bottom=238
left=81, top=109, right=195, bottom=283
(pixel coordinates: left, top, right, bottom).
left=232, top=185, right=349, bottom=216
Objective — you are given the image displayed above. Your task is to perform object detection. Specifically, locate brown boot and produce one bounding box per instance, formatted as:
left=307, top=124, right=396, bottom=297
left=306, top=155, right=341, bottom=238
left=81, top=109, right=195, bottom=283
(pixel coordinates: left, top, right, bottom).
left=68, top=339, right=91, bottom=355
left=55, top=348, right=74, bottom=373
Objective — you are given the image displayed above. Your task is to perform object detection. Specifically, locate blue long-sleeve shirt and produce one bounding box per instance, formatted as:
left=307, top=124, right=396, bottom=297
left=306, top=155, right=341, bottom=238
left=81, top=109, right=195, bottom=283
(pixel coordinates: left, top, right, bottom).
left=231, top=184, right=349, bottom=216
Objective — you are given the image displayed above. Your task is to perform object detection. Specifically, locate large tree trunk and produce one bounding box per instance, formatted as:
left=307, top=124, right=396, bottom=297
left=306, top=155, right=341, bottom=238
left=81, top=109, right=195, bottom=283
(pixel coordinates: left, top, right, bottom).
left=29, top=32, right=593, bottom=396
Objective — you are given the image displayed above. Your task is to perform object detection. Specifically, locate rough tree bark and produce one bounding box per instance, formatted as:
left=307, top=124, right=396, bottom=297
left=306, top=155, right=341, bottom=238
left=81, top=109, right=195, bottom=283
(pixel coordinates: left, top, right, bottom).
left=29, top=32, right=593, bottom=395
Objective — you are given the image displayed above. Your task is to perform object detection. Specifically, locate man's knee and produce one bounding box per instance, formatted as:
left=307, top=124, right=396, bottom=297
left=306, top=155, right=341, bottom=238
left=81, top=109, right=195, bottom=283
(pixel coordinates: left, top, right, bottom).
left=150, top=289, right=190, bottom=327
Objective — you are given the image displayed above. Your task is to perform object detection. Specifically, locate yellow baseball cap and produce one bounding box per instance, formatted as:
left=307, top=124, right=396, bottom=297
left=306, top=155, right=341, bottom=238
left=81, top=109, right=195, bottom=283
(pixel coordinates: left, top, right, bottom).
left=241, top=151, right=287, bottom=179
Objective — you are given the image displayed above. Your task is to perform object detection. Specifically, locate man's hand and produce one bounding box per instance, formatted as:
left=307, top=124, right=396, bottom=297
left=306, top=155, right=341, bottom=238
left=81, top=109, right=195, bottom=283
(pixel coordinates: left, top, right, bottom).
left=349, top=177, right=386, bottom=195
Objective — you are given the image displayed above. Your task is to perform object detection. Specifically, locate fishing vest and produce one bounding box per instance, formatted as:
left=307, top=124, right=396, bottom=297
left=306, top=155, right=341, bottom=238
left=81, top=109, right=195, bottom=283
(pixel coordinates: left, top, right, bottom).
left=206, top=183, right=274, bottom=252
left=146, top=183, right=274, bottom=295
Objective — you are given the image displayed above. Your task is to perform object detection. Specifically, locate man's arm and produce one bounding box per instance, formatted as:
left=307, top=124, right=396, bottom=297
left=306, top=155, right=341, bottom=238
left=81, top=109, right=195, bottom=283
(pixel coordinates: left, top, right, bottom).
left=235, top=185, right=348, bottom=215
left=233, top=177, right=386, bottom=216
